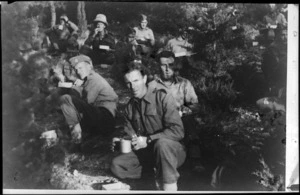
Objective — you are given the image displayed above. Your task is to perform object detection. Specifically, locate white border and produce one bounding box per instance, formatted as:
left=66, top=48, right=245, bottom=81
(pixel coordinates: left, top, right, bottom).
left=285, top=4, right=299, bottom=192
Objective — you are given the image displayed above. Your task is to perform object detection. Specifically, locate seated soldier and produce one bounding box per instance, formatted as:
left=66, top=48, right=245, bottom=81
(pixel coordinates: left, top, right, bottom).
left=44, top=14, right=79, bottom=54
left=148, top=50, right=203, bottom=170
left=262, top=27, right=287, bottom=100
left=83, top=14, right=116, bottom=66
left=165, top=28, right=195, bottom=73
left=262, top=5, right=286, bottom=45
left=110, top=61, right=186, bottom=191
left=47, top=55, right=84, bottom=108
left=59, top=55, right=118, bottom=143
left=131, top=14, right=155, bottom=58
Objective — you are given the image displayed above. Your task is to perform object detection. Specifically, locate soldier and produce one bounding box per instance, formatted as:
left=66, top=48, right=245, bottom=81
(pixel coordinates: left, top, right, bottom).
left=131, top=14, right=155, bottom=58
left=262, top=28, right=287, bottom=100
left=83, top=14, right=116, bottom=66
left=164, top=28, right=195, bottom=74
left=165, top=28, right=193, bottom=58
left=148, top=50, right=203, bottom=170
left=110, top=61, right=186, bottom=191
left=45, top=14, right=79, bottom=55
left=59, top=55, right=118, bottom=143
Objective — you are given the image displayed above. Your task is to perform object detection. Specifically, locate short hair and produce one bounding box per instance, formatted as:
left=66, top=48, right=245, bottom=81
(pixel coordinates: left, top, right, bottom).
left=156, top=50, right=183, bottom=70
left=122, top=61, right=149, bottom=77
left=156, top=50, right=175, bottom=61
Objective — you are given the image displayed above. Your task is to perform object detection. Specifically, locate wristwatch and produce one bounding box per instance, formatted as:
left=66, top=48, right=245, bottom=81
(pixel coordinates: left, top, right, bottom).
left=146, top=136, right=152, bottom=144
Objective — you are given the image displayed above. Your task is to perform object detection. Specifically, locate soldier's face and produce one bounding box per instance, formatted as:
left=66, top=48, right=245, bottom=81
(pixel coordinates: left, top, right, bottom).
left=96, top=22, right=106, bottom=32
left=140, top=21, right=148, bottom=29
left=280, top=30, right=287, bottom=42
left=60, top=19, right=65, bottom=26
left=124, top=70, right=147, bottom=99
left=75, top=62, right=92, bottom=79
left=160, top=57, right=175, bottom=80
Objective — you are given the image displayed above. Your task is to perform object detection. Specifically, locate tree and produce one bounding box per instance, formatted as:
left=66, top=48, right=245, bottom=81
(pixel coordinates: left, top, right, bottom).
left=77, top=1, right=87, bottom=36
left=49, top=1, right=56, bottom=27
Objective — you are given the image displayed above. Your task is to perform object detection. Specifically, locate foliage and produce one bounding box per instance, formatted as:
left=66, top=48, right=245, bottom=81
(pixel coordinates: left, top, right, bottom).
left=252, top=157, right=284, bottom=191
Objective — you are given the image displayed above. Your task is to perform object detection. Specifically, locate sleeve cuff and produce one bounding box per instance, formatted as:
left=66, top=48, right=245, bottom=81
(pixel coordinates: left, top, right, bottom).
left=149, top=134, right=160, bottom=140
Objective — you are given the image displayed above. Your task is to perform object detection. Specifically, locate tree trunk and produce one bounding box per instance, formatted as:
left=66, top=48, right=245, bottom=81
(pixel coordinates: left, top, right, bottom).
left=50, top=1, right=56, bottom=27
left=77, top=1, right=88, bottom=38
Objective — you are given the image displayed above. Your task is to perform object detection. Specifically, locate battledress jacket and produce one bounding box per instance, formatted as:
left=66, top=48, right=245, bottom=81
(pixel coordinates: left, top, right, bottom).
left=123, top=87, right=184, bottom=142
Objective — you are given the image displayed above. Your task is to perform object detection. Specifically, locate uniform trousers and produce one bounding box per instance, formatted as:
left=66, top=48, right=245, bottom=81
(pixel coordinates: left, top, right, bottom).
left=111, top=138, right=186, bottom=184
left=60, top=94, right=115, bottom=136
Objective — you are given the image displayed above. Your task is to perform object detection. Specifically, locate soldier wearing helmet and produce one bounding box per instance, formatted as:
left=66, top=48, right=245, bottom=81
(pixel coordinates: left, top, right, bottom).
left=83, top=14, right=116, bottom=66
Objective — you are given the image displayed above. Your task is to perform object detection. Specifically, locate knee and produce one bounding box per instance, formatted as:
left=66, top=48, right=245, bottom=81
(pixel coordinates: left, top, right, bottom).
left=154, top=138, right=173, bottom=152
left=59, top=94, right=72, bottom=105
left=110, top=156, right=124, bottom=178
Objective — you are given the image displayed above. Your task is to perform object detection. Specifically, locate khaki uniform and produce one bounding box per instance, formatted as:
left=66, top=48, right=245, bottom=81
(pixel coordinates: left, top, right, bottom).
left=165, top=37, right=193, bottom=56
left=133, top=27, right=155, bottom=56
left=148, top=76, right=198, bottom=114
left=111, top=87, right=186, bottom=184
left=60, top=70, right=118, bottom=136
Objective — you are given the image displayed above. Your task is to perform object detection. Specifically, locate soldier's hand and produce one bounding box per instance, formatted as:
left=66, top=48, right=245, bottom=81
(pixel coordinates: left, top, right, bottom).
left=131, top=136, right=147, bottom=150
left=74, top=79, right=84, bottom=87
left=71, top=127, right=82, bottom=144
left=111, top=137, right=120, bottom=152
left=94, top=28, right=101, bottom=35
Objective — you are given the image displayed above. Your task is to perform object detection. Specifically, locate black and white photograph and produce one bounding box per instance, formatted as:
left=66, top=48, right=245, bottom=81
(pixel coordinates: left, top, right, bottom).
left=2, top=1, right=298, bottom=193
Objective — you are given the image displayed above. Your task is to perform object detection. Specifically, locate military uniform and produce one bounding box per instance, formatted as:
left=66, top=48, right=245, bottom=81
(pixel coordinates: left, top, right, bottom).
left=165, top=37, right=193, bottom=56
left=45, top=21, right=79, bottom=53
left=84, top=29, right=116, bottom=65
left=111, top=87, right=186, bottom=185
left=148, top=75, right=201, bottom=160
left=60, top=55, right=118, bottom=136
left=148, top=76, right=198, bottom=115
left=133, top=26, right=155, bottom=57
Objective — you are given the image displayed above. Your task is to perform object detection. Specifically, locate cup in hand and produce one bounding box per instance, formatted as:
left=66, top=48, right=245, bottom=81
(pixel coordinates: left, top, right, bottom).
left=120, top=139, right=132, bottom=153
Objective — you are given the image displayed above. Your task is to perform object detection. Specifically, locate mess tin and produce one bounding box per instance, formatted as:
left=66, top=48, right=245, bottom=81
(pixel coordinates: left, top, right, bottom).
left=58, top=82, right=73, bottom=88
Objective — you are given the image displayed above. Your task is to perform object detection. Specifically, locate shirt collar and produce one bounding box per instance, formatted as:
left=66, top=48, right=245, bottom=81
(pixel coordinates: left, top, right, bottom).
left=156, top=75, right=179, bottom=86
left=141, top=86, right=155, bottom=104
left=83, top=70, right=95, bottom=82
left=138, top=26, right=148, bottom=31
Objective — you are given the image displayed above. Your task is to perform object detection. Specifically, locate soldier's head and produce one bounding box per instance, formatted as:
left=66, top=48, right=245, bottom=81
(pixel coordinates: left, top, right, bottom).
left=60, top=14, right=68, bottom=26
left=139, top=14, right=148, bottom=29
left=178, top=28, right=189, bottom=40
left=122, top=61, right=149, bottom=99
left=70, top=55, right=93, bottom=80
left=276, top=28, right=287, bottom=43
left=156, top=51, right=178, bottom=81
left=94, top=14, right=108, bottom=32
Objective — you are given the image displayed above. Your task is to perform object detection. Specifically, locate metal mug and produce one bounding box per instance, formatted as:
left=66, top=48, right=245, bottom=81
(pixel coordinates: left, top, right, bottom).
left=120, top=139, right=132, bottom=153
